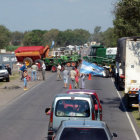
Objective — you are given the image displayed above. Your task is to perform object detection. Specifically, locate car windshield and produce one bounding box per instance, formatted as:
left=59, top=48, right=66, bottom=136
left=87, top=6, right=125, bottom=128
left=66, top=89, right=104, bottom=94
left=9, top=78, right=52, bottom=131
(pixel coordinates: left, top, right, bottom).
left=60, top=128, right=108, bottom=140
left=55, top=99, right=90, bottom=117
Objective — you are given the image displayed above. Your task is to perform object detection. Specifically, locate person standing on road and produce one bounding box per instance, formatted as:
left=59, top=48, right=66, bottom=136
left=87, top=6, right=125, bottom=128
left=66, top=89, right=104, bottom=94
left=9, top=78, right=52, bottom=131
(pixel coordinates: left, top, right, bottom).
left=20, top=63, right=26, bottom=80
left=80, top=73, right=86, bottom=89
left=57, top=64, right=62, bottom=80
left=42, top=62, right=46, bottom=80
left=75, top=66, right=80, bottom=89
left=23, top=69, right=28, bottom=90
left=6, top=64, right=12, bottom=75
left=70, top=67, right=76, bottom=88
left=31, top=63, right=38, bottom=81
left=63, top=67, right=69, bottom=88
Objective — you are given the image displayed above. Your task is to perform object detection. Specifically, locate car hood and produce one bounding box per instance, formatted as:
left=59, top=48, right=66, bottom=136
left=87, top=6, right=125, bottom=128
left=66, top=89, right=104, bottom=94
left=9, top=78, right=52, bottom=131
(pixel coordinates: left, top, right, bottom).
left=0, top=69, right=8, bottom=73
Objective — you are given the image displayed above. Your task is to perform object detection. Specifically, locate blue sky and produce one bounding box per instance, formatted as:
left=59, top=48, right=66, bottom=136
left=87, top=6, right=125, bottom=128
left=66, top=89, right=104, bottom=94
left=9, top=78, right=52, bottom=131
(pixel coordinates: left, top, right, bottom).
left=0, top=0, right=117, bottom=33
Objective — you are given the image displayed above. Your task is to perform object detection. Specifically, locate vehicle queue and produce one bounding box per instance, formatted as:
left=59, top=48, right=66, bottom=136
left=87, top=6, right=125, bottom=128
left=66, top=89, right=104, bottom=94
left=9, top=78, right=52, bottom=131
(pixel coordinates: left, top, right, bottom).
left=45, top=71, right=118, bottom=140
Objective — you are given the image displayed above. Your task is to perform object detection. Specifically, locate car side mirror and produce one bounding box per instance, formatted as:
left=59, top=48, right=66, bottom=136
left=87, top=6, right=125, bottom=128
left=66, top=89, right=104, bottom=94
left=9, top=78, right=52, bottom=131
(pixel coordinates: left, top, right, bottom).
left=45, top=107, right=51, bottom=115
left=112, top=133, right=117, bottom=137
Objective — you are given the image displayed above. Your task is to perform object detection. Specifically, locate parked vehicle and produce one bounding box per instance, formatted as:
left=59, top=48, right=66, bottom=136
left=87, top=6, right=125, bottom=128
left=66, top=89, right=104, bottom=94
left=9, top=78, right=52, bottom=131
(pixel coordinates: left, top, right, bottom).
left=53, top=120, right=117, bottom=140
left=83, top=44, right=117, bottom=77
left=0, top=65, right=9, bottom=82
left=15, top=45, right=50, bottom=67
left=66, top=89, right=103, bottom=120
left=61, top=50, right=81, bottom=67
left=45, top=93, right=97, bottom=140
left=115, top=37, right=140, bottom=108
left=43, top=57, right=64, bottom=72
left=15, top=45, right=81, bottom=70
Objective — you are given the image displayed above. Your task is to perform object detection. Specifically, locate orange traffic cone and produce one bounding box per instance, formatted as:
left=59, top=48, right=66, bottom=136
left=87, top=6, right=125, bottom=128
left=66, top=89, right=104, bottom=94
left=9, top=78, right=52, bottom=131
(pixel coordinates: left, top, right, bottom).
left=88, top=73, right=92, bottom=80
left=69, top=84, right=72, bottom=90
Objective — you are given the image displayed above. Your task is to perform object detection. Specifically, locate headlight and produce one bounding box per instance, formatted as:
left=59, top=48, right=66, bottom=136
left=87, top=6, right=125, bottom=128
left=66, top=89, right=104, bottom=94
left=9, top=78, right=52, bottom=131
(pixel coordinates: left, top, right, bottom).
left=5, top=71, right=8, bottom=74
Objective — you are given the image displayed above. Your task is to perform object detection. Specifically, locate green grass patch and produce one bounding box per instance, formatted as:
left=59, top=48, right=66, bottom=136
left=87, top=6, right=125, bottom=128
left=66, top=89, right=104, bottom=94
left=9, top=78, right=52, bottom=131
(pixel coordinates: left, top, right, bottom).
left=10, top=72, right=20, bottom=80
left=132, top=110, right=140, bottom=128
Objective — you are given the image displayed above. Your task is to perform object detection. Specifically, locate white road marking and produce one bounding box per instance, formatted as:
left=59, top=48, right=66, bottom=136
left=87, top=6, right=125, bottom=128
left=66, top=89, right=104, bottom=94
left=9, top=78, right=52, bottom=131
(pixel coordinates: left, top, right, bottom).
left=111, top=78, right=140, bottom=140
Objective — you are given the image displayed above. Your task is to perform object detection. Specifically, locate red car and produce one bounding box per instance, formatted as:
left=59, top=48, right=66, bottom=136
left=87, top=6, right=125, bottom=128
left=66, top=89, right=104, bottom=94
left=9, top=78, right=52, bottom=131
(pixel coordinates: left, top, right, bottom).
left=66, top=89, right=103, bottom=120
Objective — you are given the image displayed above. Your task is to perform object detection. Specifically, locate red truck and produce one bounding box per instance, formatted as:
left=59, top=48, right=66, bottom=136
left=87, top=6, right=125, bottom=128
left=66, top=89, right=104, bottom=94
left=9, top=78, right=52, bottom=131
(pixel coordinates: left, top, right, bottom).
left=15, top=45, right=49, bottom=67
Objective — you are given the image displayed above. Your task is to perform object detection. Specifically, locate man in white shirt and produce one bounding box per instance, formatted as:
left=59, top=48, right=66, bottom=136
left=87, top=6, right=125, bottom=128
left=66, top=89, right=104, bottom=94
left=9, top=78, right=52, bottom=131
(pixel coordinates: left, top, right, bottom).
left=31, top=63, right=38, bottom=81
left=57, top=64, right=62, bottom=80
left=42, top=62, right=46, bottom=80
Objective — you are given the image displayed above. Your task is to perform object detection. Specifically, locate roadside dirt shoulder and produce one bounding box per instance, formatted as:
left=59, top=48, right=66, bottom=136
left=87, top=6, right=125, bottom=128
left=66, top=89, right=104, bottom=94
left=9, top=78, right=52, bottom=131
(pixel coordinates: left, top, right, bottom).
left=0, top=65, right=54, bottom=109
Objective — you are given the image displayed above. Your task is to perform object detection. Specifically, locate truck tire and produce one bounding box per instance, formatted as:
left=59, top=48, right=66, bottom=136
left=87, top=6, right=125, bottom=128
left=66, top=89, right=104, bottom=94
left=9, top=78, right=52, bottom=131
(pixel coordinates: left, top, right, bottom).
left=51, top=66, right=57, bottom=72
left=35, top=59, right=43, bottom=70
left=125, top=94, right=132, bottom=109
left=23, top=57, right=33, bottom=67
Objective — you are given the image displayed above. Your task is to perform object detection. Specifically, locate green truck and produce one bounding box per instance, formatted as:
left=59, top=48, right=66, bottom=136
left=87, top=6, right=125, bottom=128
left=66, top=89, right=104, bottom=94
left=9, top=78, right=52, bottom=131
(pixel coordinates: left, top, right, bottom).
left=83, top=44, right=117, bottom=77
left=43, top=54, right=81, bottom=72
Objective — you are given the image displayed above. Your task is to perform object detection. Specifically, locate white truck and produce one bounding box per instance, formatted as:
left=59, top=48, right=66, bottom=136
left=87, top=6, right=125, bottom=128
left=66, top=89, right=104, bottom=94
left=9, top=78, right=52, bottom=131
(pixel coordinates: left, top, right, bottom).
left=116, top=37, right=140, bottom=108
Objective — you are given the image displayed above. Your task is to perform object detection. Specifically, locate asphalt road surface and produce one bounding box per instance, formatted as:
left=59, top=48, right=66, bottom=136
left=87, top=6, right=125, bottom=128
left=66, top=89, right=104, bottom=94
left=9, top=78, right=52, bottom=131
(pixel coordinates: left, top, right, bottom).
left=0, top=72, right=140, bottom=140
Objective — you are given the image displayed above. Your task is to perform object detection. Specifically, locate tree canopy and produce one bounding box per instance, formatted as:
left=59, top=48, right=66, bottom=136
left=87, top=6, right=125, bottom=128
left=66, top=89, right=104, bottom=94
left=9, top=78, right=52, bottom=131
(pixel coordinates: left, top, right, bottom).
left=0, top=25, right=11, bottom=49
left=23, top=30, right=45, bottom=46
left=113, top=0, right=140, bottom=37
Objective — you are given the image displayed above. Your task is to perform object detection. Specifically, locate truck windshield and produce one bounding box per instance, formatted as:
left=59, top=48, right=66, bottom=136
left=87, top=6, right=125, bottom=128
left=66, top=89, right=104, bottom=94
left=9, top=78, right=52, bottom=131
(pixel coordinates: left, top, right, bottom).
left=88, top=47, right=96, bottom=56
left=55, top=99, right=90, bottom=117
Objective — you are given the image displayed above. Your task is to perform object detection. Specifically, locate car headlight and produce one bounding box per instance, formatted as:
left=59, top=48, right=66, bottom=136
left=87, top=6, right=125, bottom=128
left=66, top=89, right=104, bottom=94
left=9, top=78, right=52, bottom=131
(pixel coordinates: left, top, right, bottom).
left=5, top=71, right=8, bottom=74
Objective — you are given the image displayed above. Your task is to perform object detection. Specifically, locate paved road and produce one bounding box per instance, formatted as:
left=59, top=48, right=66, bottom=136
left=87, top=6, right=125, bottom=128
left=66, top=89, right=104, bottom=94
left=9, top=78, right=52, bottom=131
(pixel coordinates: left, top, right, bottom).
left=0, top=72, right=140, bottom=140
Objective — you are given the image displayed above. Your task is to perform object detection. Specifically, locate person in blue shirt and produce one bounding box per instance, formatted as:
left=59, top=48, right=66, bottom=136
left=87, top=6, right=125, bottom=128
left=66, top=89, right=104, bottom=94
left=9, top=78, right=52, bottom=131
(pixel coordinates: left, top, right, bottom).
left=20, top=63, right=26, bottom=80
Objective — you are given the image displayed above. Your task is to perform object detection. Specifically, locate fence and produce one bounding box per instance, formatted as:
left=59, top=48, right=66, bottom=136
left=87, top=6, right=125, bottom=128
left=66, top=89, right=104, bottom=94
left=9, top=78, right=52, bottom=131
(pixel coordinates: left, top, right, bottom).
left=0, top=53, right=17, bottom=69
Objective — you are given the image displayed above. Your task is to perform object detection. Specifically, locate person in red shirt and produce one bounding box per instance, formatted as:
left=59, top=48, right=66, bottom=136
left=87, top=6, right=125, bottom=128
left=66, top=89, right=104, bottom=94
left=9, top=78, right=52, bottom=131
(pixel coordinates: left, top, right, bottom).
left=75, top=66, right=79, bottom=89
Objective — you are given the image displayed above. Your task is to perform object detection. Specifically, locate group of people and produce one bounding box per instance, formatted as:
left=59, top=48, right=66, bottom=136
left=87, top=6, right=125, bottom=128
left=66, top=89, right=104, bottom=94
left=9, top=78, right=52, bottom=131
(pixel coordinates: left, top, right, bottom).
left=57, top=64, right=86, bottom=89
left=19, top=62, right=46, bottom=90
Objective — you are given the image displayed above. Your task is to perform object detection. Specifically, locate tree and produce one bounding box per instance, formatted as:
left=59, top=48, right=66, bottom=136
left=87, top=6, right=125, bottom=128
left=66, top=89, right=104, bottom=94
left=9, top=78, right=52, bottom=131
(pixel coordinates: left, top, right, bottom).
left=23, top=30, right=46, bottom=46
left=102, top=28, right=117, bottom=47
left=56, top=29, right=90, bottom=47
left=42, top=29, right=59, bottom=47
left=73, top=29, right=90, bottom=45
left=0, top=25, right=11, bottom=49
left=91, top=26, right=103, bottom=43
left=11, top=31, right=24, bottom=46
left=113, top=0, right=140, bottom=37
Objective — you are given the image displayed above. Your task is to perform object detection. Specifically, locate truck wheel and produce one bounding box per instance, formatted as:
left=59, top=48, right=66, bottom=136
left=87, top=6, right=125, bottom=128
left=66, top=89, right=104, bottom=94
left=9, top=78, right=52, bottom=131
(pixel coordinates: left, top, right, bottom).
left=35, top=59, right=43, bottom=70
left=71, top=62, right=76, bottom=67
left=125, top=94, right=132, bottom=109
left=51, top=66, right=57, bottom=72
left=23, top=57, right=33, bottom=67
left=66, top=62, right=71, bottom=67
